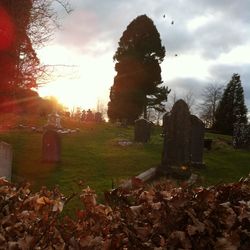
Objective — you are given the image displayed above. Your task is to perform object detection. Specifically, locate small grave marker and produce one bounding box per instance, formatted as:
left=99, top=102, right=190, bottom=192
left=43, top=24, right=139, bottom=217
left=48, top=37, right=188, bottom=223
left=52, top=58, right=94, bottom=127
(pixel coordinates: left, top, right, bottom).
left=42, top=130, right=61, bottom=163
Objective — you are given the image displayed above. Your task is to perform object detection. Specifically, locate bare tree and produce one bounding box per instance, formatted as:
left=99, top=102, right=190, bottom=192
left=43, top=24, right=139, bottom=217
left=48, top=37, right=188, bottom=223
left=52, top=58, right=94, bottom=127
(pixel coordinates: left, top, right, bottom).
left=96, top=98, right=108, bottom=120
left=166, top=89, right=196, bottom=113
left=29, top=0, right=72, bottom=49
left=28, top=0, right=72, bottom=85
left=183, top=90, right=196, bottom=113
left=199, top=83, right=223, bottom=128
left=165, top=90, right=177, bottom=112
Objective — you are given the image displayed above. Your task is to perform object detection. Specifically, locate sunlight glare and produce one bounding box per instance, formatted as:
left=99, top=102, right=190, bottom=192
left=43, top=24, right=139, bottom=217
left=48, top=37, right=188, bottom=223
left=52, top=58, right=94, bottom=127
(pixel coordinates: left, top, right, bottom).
left=38, top=45, right=114, bottom=111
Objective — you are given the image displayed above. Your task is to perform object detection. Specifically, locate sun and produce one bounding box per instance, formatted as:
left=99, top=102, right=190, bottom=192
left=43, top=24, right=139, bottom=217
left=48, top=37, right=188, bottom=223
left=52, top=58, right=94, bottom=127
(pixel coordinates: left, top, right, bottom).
left=39, top=78, right=103, bottom=110
left=37, top=45, right=115, bottom=111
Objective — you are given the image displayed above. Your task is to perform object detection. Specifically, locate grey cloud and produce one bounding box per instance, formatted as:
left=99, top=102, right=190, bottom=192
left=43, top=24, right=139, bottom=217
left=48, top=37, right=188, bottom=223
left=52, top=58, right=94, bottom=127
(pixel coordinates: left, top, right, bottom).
left=159, top=0, right=250, bottom=59
left=55, top=0, right=168, bottom=55
left=194, top=20, right=248, bottom=59
left=160, top=24, right=193, bottom=56
left=166, top=77, right=209, bottom=98
left=192, top=0, right=250, bottom=23
left=53, top=0, right=250, bottom=59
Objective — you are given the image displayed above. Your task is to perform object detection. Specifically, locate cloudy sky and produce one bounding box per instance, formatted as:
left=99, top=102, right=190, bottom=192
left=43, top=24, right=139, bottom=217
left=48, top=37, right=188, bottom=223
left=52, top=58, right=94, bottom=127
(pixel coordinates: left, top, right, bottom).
left=37, top=0, right=250, bottom=115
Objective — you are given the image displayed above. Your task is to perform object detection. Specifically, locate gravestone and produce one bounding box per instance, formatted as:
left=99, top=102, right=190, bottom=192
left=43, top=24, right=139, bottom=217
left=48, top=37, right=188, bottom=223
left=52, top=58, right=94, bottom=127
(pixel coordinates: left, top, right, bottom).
left=190, top=115, right=205, bottom=167
left=134, top=118, right=151, bottom=143
left=161, top=99, right=205, bottom=172
left=42, top=130, right=61, bottom=163
left=0, top=141, right=13, bottom=180
left=162, top=100, right=191, bottom=168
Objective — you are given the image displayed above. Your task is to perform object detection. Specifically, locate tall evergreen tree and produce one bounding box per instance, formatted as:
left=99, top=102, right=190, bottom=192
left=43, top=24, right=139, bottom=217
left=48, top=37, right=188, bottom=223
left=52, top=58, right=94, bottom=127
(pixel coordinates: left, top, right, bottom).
left=214, top=73, right=248, bottom=135
left=107, top=14, right=169, bottom=123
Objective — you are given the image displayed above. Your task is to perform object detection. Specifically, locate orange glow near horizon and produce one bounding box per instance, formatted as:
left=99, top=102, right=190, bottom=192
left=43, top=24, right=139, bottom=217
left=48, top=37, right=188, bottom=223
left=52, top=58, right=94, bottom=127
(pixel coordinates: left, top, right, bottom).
left=37, top=45, right=114, bottom=111
left=38, top=79, right=100, bottom=111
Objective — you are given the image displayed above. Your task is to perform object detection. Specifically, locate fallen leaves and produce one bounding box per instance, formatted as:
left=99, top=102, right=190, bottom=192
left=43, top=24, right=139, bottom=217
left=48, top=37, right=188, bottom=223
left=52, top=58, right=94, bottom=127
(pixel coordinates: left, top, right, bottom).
left=0, top=175, right=250, bottom=249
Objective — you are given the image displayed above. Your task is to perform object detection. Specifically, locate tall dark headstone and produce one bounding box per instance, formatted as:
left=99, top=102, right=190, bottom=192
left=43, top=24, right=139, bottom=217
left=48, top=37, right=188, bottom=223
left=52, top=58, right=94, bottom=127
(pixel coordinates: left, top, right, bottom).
left=162, top=100, right=191, bottom=168
left=161, top=100, right=205, bottom=174
left=134, top=118, right=151, bottom=143
left=190, top=115, right=205, bottom=166
left=42, top=130, right=61, bottom=163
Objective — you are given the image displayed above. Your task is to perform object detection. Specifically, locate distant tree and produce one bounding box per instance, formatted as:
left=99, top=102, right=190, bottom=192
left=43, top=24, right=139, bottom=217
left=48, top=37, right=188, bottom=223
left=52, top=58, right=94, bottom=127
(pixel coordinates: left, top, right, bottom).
left=183, top=90, right=196, bottom=113
left=165, top=89, right=196, bottom=114
left=214, top=74, right=248, bottom=135
left=107, top=14, right=169, bottom=123
left=96, top=98, right=107, bottom=120
left=86, top=109, right=94, bottom=122
left=199, top=83, right=223, bottom=128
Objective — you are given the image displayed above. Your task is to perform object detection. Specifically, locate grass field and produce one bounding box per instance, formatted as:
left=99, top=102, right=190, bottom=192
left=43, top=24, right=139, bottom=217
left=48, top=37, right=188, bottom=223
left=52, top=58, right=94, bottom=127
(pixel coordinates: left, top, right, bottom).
left=1, top=116, right=249, bottom=215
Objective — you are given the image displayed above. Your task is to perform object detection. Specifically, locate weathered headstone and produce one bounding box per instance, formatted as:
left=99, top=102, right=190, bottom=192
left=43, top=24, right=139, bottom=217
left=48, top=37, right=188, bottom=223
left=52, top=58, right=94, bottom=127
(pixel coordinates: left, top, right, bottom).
left=0, top=141, right=12, bottom=180
left=190, top=115, right=205, bottom=167
left=42, top=130, right=61, bottom=163
left=134, top=118, right=151, bottom=143
left=162, top=100, right=191, bottom=168
left=161, top=99, right=205, bottom=172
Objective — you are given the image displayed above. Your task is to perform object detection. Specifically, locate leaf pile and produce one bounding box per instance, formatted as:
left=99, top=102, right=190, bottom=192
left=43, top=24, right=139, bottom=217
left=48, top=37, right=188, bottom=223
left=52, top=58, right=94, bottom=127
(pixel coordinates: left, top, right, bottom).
left=1, top=176, right=250, bottom=249
left=0, top=179, right=65, bottom=249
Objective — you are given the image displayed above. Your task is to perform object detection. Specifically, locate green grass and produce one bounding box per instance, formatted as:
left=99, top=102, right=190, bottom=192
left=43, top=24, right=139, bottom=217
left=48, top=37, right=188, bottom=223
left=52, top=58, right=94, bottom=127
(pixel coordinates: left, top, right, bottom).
left=0, top=121, right=163, bottom=215
left=200, top=132, right=250, bottom=186
left=1, top=119, right=250, bottom=215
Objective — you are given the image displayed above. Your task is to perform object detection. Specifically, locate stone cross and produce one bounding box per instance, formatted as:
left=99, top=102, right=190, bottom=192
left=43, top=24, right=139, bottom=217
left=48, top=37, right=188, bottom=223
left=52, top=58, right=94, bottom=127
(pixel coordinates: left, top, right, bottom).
left=46, top=111, right=62, bottom=129
left=42, top=130, right=61, bottom=163
left=0, top=141, right=13, bottom=180
left=134, top=118, right=151, bottom=143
